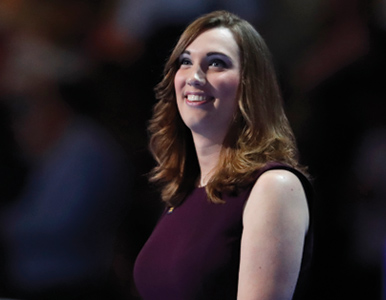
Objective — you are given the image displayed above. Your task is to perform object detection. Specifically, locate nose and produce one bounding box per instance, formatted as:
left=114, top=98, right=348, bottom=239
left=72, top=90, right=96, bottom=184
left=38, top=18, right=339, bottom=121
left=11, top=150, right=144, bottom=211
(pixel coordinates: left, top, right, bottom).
left=186, top=67, right=206, bottom=86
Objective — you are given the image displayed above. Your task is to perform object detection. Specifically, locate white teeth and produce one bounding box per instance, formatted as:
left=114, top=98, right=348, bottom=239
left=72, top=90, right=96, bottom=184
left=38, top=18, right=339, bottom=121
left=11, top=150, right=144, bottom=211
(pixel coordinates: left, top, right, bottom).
left=187, top=94, right=207, bottom=102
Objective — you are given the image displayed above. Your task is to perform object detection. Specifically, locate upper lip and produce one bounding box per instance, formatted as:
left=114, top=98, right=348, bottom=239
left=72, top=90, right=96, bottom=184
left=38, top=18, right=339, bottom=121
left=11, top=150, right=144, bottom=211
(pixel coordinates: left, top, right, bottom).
left=184, top=91, right=212, bottom=98
left=184, top=91, right=207, bottom=96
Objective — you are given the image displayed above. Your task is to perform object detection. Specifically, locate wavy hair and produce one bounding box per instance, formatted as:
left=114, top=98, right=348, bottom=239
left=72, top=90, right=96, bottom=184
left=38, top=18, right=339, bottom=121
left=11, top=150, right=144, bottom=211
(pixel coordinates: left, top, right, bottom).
left=148, top=10, right=306, bottom=206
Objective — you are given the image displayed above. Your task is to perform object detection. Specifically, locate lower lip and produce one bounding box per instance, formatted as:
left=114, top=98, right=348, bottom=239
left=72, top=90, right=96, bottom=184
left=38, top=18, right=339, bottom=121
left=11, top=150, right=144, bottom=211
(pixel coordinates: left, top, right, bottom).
left=185, top=98, right=213, bottom=106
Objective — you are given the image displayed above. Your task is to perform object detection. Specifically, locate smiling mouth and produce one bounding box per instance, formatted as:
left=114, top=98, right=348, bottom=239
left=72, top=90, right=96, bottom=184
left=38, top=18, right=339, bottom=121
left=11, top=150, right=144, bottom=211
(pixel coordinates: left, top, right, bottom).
left=185, top=94, right=214, bottom=103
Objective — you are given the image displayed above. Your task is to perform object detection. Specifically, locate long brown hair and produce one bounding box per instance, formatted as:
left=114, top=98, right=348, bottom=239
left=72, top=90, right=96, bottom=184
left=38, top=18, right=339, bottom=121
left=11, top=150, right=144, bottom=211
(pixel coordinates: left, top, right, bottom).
left=148, top=10, right=306, bottom=206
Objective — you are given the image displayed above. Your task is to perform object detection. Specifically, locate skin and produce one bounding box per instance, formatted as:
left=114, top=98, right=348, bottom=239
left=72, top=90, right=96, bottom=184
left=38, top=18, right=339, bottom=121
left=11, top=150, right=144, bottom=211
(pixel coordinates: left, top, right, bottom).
left=175, top=27, right=309, bottom=299
left=174, top=27, right=240, bottom=185
left=239, top=170, right=309, bottom=299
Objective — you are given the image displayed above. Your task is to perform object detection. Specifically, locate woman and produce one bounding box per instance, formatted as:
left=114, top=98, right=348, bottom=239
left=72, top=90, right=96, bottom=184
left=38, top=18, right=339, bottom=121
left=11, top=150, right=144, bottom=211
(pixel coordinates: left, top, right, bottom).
left=134, top=10, right=313, bottom=300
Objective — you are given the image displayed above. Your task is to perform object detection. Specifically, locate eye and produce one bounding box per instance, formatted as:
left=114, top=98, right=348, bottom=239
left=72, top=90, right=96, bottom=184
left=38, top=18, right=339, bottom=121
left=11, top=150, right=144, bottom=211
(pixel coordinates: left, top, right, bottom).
left=179, top=56, right=192, bottom=67
left=209, top=58, right=227, bottom=68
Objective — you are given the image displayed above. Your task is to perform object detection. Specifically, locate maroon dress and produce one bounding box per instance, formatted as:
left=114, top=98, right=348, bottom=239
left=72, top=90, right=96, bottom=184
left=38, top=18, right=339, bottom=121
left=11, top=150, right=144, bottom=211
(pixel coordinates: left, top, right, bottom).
left=133, top=163, right=313, bottom=300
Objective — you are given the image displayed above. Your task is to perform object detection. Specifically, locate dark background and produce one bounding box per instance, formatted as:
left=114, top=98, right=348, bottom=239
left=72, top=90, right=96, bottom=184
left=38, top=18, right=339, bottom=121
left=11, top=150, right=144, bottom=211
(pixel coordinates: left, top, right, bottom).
left=0, top=0, right=385, bottom=299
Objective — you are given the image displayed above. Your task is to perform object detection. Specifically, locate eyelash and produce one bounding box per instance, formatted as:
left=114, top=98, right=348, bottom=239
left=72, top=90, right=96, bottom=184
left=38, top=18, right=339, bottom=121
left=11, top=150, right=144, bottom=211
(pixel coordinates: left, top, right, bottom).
left=179, top=58, right=191, bottom=66
left=209, top=58, right=227, bottom=68
left=178, top=57, right=228, bottom=69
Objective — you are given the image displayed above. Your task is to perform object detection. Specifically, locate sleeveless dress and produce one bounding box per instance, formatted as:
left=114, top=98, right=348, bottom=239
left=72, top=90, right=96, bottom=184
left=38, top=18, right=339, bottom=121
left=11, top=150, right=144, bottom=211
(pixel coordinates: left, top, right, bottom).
left=133, top=163, right=313, bottom=300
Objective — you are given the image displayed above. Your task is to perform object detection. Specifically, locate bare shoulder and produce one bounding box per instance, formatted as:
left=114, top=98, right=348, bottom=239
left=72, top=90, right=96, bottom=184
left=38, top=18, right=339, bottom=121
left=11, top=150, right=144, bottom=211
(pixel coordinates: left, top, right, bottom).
left=238, top=169, right=310, bottom=299
left=253, top=169, right=305, bottom=193
left=243, top=169, right=309, bottom=231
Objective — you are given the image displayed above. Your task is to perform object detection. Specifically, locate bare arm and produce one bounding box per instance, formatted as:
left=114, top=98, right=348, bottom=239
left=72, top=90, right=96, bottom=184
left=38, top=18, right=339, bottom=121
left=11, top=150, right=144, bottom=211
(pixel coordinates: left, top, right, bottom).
left=238, top=170, right=309, bottom=300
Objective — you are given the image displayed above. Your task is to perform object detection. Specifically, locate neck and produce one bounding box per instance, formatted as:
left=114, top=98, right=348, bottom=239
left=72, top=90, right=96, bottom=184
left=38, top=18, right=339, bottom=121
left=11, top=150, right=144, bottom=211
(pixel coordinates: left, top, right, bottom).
left=192, top=132, right=223, bottom=187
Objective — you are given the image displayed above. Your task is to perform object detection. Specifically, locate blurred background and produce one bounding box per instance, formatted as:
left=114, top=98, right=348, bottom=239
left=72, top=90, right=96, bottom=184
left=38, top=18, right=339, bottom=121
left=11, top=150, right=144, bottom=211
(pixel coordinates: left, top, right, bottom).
left=0, top=0, right=385, bottom=299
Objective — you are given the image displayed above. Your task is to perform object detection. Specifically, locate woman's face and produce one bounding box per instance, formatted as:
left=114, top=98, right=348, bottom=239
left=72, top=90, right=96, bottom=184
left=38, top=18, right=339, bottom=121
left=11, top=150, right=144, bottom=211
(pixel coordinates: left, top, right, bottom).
left=174, top=27, right=241, bottom=141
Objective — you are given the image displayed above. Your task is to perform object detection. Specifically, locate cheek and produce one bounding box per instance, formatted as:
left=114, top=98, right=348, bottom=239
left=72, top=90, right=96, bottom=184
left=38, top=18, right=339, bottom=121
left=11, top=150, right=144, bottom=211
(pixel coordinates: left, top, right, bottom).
left=216, top=75, right=240, bottom=122
left=216, top=74, right=240, bottom=101
left=174, top=73, right=184, bottom=112
left=174, top=71, right=185, bottom=95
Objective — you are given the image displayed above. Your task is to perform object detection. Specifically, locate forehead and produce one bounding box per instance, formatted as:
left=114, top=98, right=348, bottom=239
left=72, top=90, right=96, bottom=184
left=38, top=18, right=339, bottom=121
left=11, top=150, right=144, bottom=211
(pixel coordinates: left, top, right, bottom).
left=185, top=27, right=240, bottom=58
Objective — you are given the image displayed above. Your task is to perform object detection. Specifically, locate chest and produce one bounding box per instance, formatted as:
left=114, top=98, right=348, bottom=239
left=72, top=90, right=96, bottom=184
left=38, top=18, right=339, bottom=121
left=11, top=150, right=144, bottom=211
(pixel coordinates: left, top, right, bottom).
left=134, top=188, right=250, bottom=299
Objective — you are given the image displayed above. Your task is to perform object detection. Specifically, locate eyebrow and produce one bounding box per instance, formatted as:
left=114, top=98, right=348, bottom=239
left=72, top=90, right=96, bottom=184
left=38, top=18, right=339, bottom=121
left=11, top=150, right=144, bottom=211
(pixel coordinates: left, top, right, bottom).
left=182, top=50, right=230, bottom=58
left=207, top=51, right=229, bottom=58
left=181, top=50, right=234, bottom=64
